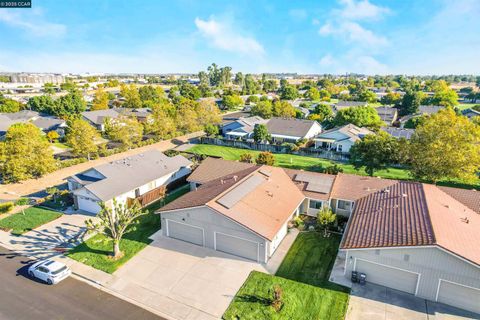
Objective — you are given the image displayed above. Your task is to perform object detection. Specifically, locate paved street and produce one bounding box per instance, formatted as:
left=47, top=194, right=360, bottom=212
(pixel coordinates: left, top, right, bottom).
left=0, top=246, right=164, bottom=320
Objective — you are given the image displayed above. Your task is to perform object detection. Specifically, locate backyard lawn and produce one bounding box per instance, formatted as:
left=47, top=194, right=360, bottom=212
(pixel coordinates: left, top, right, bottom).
left=0, top=206, right=62, bottom=235
left=67, top=184, right=190, bottom=273
left=223, top=233, right=349, bottom=320
left=187, top=144, right=411, bottom=180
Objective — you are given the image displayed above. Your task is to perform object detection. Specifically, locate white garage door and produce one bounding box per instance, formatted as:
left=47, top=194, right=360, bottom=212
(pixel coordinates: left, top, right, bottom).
left=77, top=197, right=101, bottom=214
left=166, top=220, right=204, bottom=246
left=355, top=259, right=419, bottom=294
left=437, top=280, right=480, bottom=314
left=215, top=232, right=259, bottom=262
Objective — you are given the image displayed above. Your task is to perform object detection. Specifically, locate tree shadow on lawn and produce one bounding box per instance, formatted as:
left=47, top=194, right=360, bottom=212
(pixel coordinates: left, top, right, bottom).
left=67, top=241, right=113, bottom=257
left=236, top=294, right=272, bottom=306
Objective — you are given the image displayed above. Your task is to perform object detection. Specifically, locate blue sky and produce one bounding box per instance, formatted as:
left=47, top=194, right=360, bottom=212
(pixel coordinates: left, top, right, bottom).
left=0, top=0, right=479, bottom=75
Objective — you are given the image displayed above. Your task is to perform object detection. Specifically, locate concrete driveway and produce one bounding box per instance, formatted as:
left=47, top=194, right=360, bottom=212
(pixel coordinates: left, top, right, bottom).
left=105, top=231, right=296, bottom=320
left=0, top=212, right=89, bottom=259
left=346, top=283, right=480, bottom=320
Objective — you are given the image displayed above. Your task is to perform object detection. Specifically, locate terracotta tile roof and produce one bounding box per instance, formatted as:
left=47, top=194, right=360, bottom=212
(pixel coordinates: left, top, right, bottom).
left=341, top=181, right=435, bottom=249
left=342, top=182, right=480, bottom=266
left=438, top=186, right=480, bottom=214
left=158, top=166, right=258, bottom=212
left=207, top=166, right=305, bottom=241
left=330, top=173, right=398, bottom=201
left=282, top=168, right=336, bottom=201
left=187, top=157, right=257, bottom=185
left=424, top=184, right=480, bottom=266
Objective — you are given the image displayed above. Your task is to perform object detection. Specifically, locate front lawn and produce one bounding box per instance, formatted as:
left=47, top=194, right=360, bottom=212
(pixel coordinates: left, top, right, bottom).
left=67, top=184, right=190, bottom=273
left=0, top=206, right=62, bottom=235
left=187, top=144, right=411, bottom=180
left=223, top=233, right=349, bottom=320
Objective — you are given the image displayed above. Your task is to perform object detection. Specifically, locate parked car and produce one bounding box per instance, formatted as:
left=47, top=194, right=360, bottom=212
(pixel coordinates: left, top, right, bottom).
left=28, top=260, right=71, bottom=285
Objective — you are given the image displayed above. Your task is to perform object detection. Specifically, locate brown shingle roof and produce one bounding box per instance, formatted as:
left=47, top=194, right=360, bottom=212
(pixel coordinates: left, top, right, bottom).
left=187, top=157, right=257, bottom=185
left=438, top=186, right=480, bottom=214
left=341, top=181, right=435, bottom=249
left=330, top=173, right=397, bottom=201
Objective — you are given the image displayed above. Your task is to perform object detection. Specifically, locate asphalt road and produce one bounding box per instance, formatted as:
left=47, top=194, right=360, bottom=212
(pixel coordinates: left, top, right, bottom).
left=0, top=246, right=164, bottom=320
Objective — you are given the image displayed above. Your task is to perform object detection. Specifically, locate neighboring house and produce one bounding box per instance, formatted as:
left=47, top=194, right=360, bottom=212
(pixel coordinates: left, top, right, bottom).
left=0, top=110, right=67, bottom=138
left=462, top=108, right=480, bottom=119
left=399, top=105, right=445, bottom=128
left=333, top=101, right=368, bottom=112
left=381, top=127, right=415, bottom=140
left=313, top=124, right=374, bottom=153
left=341, top=181, right=480, bottom=314
left=221, top=116, right=267, bottom=140
left=375, top=106, right=398, bottom=125
left=158, top=166, right=305, bottom=263
left=67, top=150, right=192, bottom=214
left=266, top=117, right=322, bottom=143
left=155, top=157, right=480, bottom=314
left=82, top=107, right=152, bottom=131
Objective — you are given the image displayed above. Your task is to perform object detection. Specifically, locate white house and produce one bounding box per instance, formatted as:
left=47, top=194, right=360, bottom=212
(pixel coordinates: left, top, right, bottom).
left=314, top=124, right=374, bottom=153
left=67, top=150, right=192, bottom=214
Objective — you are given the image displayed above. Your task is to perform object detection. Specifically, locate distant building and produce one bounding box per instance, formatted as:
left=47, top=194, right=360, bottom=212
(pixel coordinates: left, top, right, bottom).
left=381, top=127, right=415, bottom=140
left=314, top=124, right=374, bottom=153
left=9, top=73, right=65, bottom=84
left=333, top=101, right=368, bottom=112
left=82, top=107, right=152, bottom=131
left=0, top=110, right=67, bottom=138
left=375, top=106, right=398, bottom=125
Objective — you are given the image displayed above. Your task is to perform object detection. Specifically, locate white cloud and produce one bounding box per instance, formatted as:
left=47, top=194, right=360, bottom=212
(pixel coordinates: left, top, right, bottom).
left=338, top=0, right=390, bottom=21
left=319, top=21, right=388, bottom=47
left=0, top=8, right=66, bottom=38
left=317, top=51, right=389, bottom=74
left=194, top=17, right=265, bottom=57
left=319, top=54, right=335, bottom=67
left=289, top=9, right=307, bottom=21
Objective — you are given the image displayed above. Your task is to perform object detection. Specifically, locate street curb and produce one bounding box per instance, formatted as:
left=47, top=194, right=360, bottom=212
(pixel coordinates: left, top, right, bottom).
left=70, top=273, right=177, bottom=320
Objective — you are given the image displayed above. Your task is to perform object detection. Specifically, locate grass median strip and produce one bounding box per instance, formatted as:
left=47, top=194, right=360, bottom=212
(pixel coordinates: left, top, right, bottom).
left=0, top=206, right=62, bottom=235
left=67, top=184, right=190, bottom=274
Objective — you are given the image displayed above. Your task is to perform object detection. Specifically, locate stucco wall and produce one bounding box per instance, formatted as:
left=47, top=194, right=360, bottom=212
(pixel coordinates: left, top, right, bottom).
left=344, top=246, right=480, bottom=301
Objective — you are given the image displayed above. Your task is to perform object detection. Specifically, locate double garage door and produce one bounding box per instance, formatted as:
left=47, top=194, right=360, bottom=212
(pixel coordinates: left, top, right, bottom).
left=355, top=259, right=419, bottom=294
left=437, top=280, right=480, bottom=314
left=165, top=220, right=260, bottom=262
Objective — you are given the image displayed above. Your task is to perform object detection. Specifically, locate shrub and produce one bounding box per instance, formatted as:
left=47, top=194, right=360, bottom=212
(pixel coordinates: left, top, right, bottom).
left=0, top=202, right=14, bottom=214
left=256, top=152, right=275, bottom=165
left=58, top=157, right=88, bottom=169
left=164, top=149, right=180, bottom=157
left=323, top=164, right=343, bottom=175
left=281, top=142, right=299, bottom=152
left=270, top=285, right=284, bottom=312
left=15, top=198, right=30, bottom=206
left=292, top=216, right=305, bottom=230
left=239, top=153, right=254, bottom=163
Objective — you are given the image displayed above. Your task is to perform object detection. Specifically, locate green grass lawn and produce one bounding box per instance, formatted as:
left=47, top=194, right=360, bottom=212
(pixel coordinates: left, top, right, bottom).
left=223, top=233, right=349, bottom=320
left=67, top=184, right=190, bottom=273
left=0, top=206, right=62, bottom=235
left=53, top=142, right=70, bottom=149
left=187, top=144, right=411, bottom=180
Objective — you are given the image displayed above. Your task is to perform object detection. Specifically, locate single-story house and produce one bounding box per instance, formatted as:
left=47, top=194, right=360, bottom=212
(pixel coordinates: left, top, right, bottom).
left=381, top=127, right=415, bottom=140
left=82, top=107, right=152, bottom=131
left=266, top=117, right=322, bottom=143
left=67, top=150, right=192, bottom=214
left=399, top=105, right=445, bottom=128
left=462, top=108, right=480, bottom=119
left=221, top=116, right=268, bottom=140
left=313, top=124, right=374, bottom=153
left=341, top=181, right=480, bottom=314
left=333, top=101, right=368, bottom=113
left=0, top=110, right=67, bottom=138
left=158, top=165, right=305, bottom=263
left=375, top=106, right=398, bottom=125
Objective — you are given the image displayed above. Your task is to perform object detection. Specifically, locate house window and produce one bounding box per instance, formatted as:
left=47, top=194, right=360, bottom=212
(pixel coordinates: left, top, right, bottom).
left=309, top=200, right=323, bottom=210
left=337, top=144, right=343, bottom=152
left=337, top=200, right=351, bottom=210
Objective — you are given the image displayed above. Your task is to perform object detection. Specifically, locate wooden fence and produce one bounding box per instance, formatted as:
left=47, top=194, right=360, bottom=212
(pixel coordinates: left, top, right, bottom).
left=198, top=137, right=350, bottom=162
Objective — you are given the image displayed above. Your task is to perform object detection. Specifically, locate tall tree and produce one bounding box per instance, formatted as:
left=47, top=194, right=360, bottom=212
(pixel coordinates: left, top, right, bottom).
left=409, top=109, right=480, bottom=182
left=91, top=85, right=109, bottom=111
left=234, top=72, right=244, bottom=87
left=146, top=102, right=177, bottom=139
left=400, top=90, right=425, bottom=115
left=250, top=100, right=273, bottom=119
left=105, top=117, right=143, bottom=149
left=196, top=99, right=221, bottom=127
left=43, top=83, right=56, bottom=95
left=120, top=84, right=141, bottom=108
left=304, top=87, right=320, bottom=101
left=349, top=131, right=399, bottom=176
left=308, top=104, right=333, bottom=122
left=333, top=106, right=384, bottom=130
left=222, top=94, right=243, bottom=110
left=54, top=90, right=86, bottom=117
left=66, top=119, right=100, bottom=159
left=0, top=123, right=56, bottom=183
left=253, top=124, right=270, bottom=143
left=138, top=85, right=164, bottom=102
left=280, top=85, right=299, bottom=100
left=85, top=200, right=147, bottom=259
left=27, top=95, right=56, bottom=114
left=272, top=100, right=296, bottom=118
